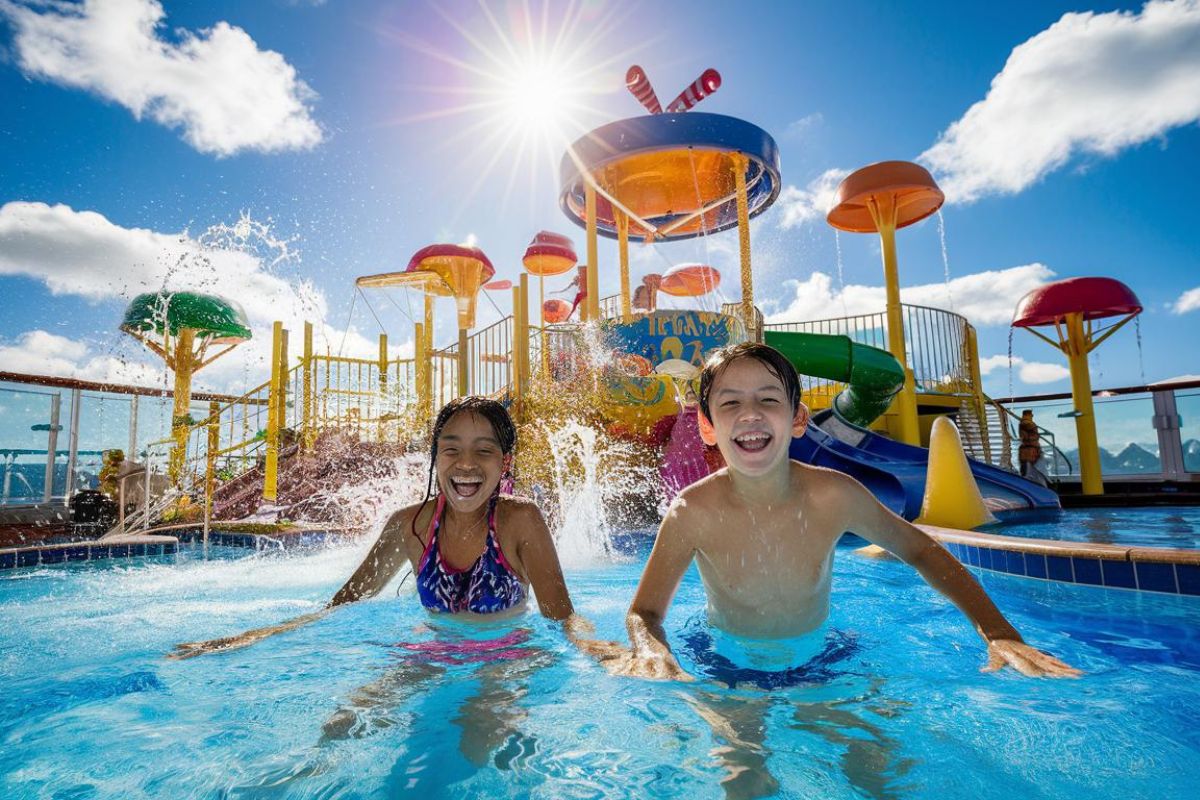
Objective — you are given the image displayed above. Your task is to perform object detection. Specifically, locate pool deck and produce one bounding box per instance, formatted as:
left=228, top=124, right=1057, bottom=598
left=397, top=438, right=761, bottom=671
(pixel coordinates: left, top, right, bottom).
left=920, top=524, right=1200, bottom=597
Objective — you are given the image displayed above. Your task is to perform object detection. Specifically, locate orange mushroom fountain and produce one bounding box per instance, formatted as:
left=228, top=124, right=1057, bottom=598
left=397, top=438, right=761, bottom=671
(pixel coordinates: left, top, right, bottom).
left=827, top=161, right=945, bottom=446
left=357, top=244, right=495, bottom=399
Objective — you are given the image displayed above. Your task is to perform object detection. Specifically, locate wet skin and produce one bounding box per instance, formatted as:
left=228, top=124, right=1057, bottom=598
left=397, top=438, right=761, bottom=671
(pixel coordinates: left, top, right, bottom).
left=595, top=357, right=1081, bottom=681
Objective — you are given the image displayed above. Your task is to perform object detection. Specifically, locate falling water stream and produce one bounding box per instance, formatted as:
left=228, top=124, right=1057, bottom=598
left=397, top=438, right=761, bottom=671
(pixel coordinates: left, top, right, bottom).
left=936, top=210, right=954, bottom=310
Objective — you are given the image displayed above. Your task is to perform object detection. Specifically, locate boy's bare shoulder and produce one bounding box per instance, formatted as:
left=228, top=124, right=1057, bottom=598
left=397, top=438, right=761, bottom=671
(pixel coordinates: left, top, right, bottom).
left=670, top=469, right=733, bottom=515
left=788, top=459, right=871, bottom=502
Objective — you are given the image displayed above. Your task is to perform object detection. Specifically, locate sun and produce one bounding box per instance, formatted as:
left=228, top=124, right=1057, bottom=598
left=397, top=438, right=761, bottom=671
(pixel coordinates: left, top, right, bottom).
left=376, top=1, right=644, bottom=216
left=497, top=59, right=574, bottom=133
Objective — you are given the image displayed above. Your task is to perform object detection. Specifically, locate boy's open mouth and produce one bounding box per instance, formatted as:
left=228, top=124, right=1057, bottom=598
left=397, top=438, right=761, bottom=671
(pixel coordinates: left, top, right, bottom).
left=732, top=431, right=772, bottom=453
left=450, top=475, right=484, bottom=498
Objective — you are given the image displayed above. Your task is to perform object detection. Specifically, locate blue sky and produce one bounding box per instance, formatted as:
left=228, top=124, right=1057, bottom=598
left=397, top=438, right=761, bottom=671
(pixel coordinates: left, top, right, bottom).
left=1, top=0, right=1198, bottom=397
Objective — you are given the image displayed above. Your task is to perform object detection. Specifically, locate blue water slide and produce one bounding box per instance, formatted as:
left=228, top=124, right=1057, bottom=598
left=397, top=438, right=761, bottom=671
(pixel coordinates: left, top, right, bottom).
left=789, top=409, right=1060, bottom=520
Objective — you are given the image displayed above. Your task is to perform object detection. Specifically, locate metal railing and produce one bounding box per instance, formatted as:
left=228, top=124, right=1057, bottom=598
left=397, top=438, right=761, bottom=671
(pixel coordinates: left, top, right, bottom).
left=763, top=303, right=974, bottom=397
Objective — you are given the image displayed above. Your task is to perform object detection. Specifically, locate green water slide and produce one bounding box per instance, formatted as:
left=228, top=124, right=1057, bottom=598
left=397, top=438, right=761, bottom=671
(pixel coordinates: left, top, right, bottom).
left=762, top=331, right=903, bottom=426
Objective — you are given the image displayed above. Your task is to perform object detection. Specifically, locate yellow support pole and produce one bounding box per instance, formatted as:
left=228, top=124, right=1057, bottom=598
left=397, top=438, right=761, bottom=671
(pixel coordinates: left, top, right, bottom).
left=511, top=286, right=523, bottom=403
left=539, top=275, right=549, bottom=378
left=168, top=327, right=196, bottom=484
left=414, top=322, right=429, bottom=423
left=732, top=153, right=755, bottom=340
left=263, top=321, right=283, bottom=501
left=585, top=182, right=600, bottom=322
left=616, top=209, right=631, bottom=322
left=302, top=321, right=314, bottom=450
left=457, top=328, right=469, bottom=398
left=518, top=274, right=531, bottom=408
left=868, top=194, right=920, bottom=446
left=1065, top=312, right=1103, bottom=495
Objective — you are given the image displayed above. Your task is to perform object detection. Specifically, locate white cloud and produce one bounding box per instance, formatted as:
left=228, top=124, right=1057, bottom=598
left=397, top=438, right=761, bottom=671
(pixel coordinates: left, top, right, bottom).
left=1173, top=286, right=1200, bottom=314
left=0, top=0, right=322, bottom=156
left=0, top=202, right=411, bottom=392
left=920, top=0, right=1200, bottom=203
left=776, top=168, right=849, bottom=228
left=781, top=113, right=824, bottom=140
left=765, top=263, right=1055, bottom=326
left=979, top=353, right=1070, bottom=385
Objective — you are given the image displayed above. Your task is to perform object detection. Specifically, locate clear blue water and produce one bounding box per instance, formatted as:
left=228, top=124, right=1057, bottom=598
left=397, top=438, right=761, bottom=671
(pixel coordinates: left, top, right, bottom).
left=2, top=537, right=1198, bottom=799
left=995, top=507, right=1200, bottom=549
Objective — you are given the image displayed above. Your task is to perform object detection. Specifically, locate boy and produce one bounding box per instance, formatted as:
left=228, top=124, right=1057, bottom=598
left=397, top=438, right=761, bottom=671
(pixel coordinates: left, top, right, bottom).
left=605, top=342, right=1078, bottom=681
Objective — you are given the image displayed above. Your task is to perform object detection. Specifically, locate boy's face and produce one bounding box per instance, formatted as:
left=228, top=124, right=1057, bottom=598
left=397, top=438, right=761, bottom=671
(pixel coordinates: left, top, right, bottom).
left=697, top=357, right=809, bottom=477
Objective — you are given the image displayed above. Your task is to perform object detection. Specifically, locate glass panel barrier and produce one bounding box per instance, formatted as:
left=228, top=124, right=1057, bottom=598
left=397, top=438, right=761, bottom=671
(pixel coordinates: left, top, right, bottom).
left=1176, top=390, right=1200, bottom=472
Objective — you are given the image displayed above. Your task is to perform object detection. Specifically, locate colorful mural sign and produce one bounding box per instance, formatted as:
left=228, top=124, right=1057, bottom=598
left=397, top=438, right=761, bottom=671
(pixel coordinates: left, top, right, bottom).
left=602, top=310, right=745, bottom=369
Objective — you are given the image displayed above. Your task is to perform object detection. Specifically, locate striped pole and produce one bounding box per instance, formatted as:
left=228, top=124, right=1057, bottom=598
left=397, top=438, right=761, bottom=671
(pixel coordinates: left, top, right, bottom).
left=665, top=68, right=722, bottom=113
left=625, top=65, right=662, bottom=114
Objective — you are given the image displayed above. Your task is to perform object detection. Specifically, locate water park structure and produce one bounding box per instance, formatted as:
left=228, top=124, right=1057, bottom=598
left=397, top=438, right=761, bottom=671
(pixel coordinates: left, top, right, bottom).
left=1, top=62, right=1188, bottom=575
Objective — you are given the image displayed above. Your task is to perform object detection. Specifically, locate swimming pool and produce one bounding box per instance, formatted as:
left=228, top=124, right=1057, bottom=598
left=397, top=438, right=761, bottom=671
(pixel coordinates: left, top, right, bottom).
left=2, top=537, right=1197, bottom=799
left=994, top=507, right=1200, bottom=550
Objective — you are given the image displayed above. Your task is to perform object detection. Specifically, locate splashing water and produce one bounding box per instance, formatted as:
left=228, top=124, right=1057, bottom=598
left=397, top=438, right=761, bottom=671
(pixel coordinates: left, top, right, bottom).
left=834, top=230, right=848, bottom=315
left=538, top=420, right=655, bottom=567
left=936, top=210, right=954, bottom=310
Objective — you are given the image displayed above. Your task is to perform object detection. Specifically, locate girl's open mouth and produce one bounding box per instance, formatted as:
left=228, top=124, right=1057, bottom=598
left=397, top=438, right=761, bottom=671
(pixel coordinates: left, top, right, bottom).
left=450, top=475, right=484, bottom=498
left=733, top=432, right=772, bottom=453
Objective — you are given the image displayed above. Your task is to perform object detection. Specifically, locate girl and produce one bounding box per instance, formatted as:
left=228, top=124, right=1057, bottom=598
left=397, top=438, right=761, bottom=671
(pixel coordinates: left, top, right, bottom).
left=171, top=396, right=594, bottom=659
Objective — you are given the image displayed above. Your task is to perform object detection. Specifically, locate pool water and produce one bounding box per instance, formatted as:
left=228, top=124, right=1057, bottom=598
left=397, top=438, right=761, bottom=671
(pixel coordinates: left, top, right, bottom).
left=2, top=537, right=1198, bottom=799
left=994, top=507, right=1200, bottom=549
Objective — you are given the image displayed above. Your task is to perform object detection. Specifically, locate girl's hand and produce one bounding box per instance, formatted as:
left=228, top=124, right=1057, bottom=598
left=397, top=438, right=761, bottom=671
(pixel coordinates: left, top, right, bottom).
left=167, top=611, right=326, bottom=660
left=983, top=639, right=1082, bottom=678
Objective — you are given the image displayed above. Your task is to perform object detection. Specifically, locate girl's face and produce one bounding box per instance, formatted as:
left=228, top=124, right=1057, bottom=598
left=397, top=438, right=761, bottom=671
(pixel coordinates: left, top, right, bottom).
left=435, top=411, right=508, bottom=514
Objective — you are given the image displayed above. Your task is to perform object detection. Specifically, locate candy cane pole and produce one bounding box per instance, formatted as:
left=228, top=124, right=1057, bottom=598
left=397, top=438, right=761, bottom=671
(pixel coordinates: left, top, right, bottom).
left=625, top=65, right=663, bottom=114
left=666, top=68, right=722, bottom=113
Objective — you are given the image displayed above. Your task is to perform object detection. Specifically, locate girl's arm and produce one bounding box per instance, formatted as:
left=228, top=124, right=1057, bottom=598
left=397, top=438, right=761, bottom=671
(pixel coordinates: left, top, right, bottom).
left=507, top=500, right=626, bottom=653
left=169, top=509, right=415, bottom=660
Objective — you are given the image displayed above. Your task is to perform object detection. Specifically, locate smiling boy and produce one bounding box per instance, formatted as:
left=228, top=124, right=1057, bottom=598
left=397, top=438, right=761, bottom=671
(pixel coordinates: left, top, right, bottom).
left=607, top=342, right=1078, bottom=681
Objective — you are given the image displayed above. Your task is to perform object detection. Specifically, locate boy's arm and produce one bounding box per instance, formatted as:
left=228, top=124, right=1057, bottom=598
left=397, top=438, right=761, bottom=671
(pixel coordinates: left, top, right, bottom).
left=170, top=512, right=412, bottom=660
left=844, top=479, right=1080, bottom=678
left=614, top=503, right=697, bottom=681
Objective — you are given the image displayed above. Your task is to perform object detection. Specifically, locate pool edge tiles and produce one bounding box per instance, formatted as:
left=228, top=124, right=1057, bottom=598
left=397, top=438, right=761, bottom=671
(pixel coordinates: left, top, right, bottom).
left=921, top=525, right=1200, bottom=597
left=172, top=527, right=351, bottom=550
left=0, top=535, right=179, bottom=571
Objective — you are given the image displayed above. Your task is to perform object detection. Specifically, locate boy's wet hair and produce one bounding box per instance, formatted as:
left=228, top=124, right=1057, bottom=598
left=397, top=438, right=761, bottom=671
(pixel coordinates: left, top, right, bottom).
left=698, top=342, right=801, bottom=420
left=411, top=397, right=517, bottom=543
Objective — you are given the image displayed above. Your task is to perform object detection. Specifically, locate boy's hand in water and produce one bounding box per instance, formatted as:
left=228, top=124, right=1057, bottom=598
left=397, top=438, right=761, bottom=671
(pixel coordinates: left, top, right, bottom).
left=579, top=640, right=695, bottom=682
left=983, top=639, right=1082, bottom=678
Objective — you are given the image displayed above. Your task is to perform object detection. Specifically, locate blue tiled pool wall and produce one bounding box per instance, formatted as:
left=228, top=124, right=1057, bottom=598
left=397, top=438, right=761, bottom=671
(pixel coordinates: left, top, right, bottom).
left=0, top=541, right=178, bottom=570
left=942, top=541, right=1200, bottom=596
left=0, top=529, right=346, bottom=571
left=173, top=529, right=345, bottom=550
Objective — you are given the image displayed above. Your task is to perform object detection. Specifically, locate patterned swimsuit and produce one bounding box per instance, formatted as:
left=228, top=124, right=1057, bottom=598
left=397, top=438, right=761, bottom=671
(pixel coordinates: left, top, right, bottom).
left=416, top=494, right=527, bottom=614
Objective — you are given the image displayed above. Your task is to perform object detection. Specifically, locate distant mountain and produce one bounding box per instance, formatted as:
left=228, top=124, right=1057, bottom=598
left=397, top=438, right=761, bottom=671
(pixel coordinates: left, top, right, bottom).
left=1062, top=444, right=1160, bottom=475
left=1112, top=443, right=1159, bottom=473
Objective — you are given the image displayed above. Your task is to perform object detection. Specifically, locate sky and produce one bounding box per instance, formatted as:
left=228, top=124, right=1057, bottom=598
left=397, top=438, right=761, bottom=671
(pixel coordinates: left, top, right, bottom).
left=1, top=0, right=1199, bottom=400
